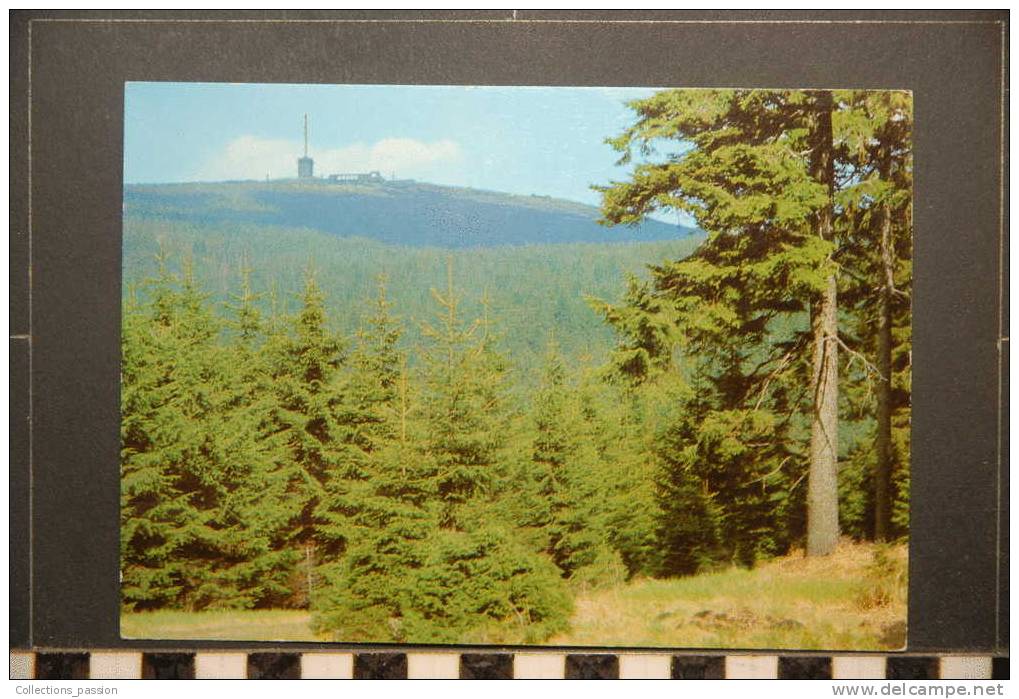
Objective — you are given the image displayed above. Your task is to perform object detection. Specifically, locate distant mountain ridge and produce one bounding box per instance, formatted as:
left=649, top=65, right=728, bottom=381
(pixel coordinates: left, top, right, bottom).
left=124, top=179, right=695, bottom=248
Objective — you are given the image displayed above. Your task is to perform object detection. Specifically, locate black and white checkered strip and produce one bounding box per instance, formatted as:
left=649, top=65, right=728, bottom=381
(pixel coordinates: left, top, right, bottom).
left=9, top=651, right=1008, bottom=679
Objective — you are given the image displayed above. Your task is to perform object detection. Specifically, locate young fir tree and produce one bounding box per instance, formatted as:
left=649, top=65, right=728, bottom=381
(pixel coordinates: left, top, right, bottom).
left=313, top=277, right=437, bottom=640
left=400, top=523, right=572, bottom=644
left=382, top=260, right=573, bottom=643
left=597, top=89, right=848, bottom=556
left=315, top=276, right=403, bottom=560
left=121, top=255, right=220, bottom=609
left=418, top=260, right=509, bottom=529
left=261, top=268, right=348, bottom=605
left=121, top=254, right=289, bottom=609
left=589, top=379, right=661, bottom=580
left=216, top=263, right=299, bottom=606
left=120, top=273, right=182, bottom=609
left=649, top=389, right=724, bottom=575
left=529, top=339, right=607, bottom=578
left=595, top=257, right=802, bottom=573
left=313, top=291, right=442, bottom=641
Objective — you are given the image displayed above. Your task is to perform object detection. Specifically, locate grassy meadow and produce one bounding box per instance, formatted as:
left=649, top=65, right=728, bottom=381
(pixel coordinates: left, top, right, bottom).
left=122, top=541, right=906, bottom=650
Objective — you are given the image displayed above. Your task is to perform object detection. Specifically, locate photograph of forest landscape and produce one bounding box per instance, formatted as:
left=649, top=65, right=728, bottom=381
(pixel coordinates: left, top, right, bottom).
left=120, top=84, right=912, bottom=649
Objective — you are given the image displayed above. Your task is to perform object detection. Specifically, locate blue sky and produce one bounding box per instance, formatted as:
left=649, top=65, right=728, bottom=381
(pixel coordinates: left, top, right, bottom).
left=124, top=82, right=687, bottom=223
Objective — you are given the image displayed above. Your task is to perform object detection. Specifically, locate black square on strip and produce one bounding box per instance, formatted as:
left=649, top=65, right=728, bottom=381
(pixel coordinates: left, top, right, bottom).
left=671, top=656, right=725, bottom=679
left=886, top=657, right=939, bottom=679
left=353, top=652, right=408, bottom=679
left=142, top=653, right=195, bottom=679
left=778, top=656, right=832, bottom=679
left=35, top=653, right=89, bottom=680
left=460, top=653, right=513, bottom=679
left=247, top=652, right=301, bottom=679
left=992, top=657, right=1009, bottom=680
left=565, top=654, right=619, bottom=679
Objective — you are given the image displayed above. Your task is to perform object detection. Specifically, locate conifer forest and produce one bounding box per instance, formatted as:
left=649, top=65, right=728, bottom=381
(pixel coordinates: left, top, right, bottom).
left=121, top=88, right=913, bottom=647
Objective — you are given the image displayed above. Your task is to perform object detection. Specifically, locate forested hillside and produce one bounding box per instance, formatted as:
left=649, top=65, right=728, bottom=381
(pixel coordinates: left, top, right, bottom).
left=123, top=219, right=702, bottom=378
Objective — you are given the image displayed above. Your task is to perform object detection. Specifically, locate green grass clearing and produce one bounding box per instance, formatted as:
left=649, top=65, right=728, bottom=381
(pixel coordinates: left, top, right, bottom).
left=121, top=541, right=906, bottom=649
left=121, top=609, right=327, bottom=642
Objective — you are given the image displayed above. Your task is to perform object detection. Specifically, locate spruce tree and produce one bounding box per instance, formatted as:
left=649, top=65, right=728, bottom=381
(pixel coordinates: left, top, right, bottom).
left=530, top=340, right=605, bottom=577
left=315, top=277, right=402, bottom=560
left=261, top=268, right=347, bottom=604
left=835, top=91, right=913, bottom=540
left=418, top=259, right=509, bottom=528
left=595, top=247, right=802, bottom=573
left=597, top=89, right=849, bottom=556
left=395, top=260, right=571, bottom=642
left=587, top=380, right=660, bottom=580
left=804, top=90, right=840, bottom=556
left=121, top=255, right=224, bottom=609
left=314, top=359, right=439, bottom=642
left=121, top=254, right=292, bottom=609
left=217, top=263, right=298, bottom=606
left=312, top=276, right=437, bottom=640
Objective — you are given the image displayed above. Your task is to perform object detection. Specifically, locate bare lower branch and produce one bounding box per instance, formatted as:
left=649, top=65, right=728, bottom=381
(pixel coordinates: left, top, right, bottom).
left=836, top=335, right=887, bottom=382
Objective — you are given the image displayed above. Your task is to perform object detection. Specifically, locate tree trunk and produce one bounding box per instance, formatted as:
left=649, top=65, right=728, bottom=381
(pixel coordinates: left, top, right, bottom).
left=806, top=91, right=840, bottom=557
left=874, top=150, right=895, bottom=541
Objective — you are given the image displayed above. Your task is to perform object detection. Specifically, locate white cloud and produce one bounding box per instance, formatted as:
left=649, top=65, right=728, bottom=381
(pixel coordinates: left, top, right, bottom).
left=192, top=135, right=462, bottom=182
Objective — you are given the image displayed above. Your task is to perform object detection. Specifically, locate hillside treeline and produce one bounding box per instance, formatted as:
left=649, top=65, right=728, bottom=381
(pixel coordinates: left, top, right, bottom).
left=122, top=222, right=702, bottom=383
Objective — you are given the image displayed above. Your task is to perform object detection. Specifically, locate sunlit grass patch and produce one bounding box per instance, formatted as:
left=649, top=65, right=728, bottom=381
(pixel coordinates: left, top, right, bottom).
left=120, top=609, right=327, bottom=642
left=551, top=540, right=907, bottom=650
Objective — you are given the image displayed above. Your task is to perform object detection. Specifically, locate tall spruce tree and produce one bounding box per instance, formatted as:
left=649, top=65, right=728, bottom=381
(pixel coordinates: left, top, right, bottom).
left=804, top=91, right=840, bottom=556
left=834, top=91, right=913, bottom=540
left=597, top=89, right=848, bottom=556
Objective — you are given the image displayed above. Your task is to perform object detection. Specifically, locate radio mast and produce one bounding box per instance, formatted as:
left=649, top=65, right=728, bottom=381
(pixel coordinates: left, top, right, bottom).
left=297, top=114, right=314, bottom=179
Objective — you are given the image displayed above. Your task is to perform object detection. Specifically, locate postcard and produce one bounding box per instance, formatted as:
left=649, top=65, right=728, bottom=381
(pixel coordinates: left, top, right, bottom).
left=119, top=83, right=911, bottom=649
